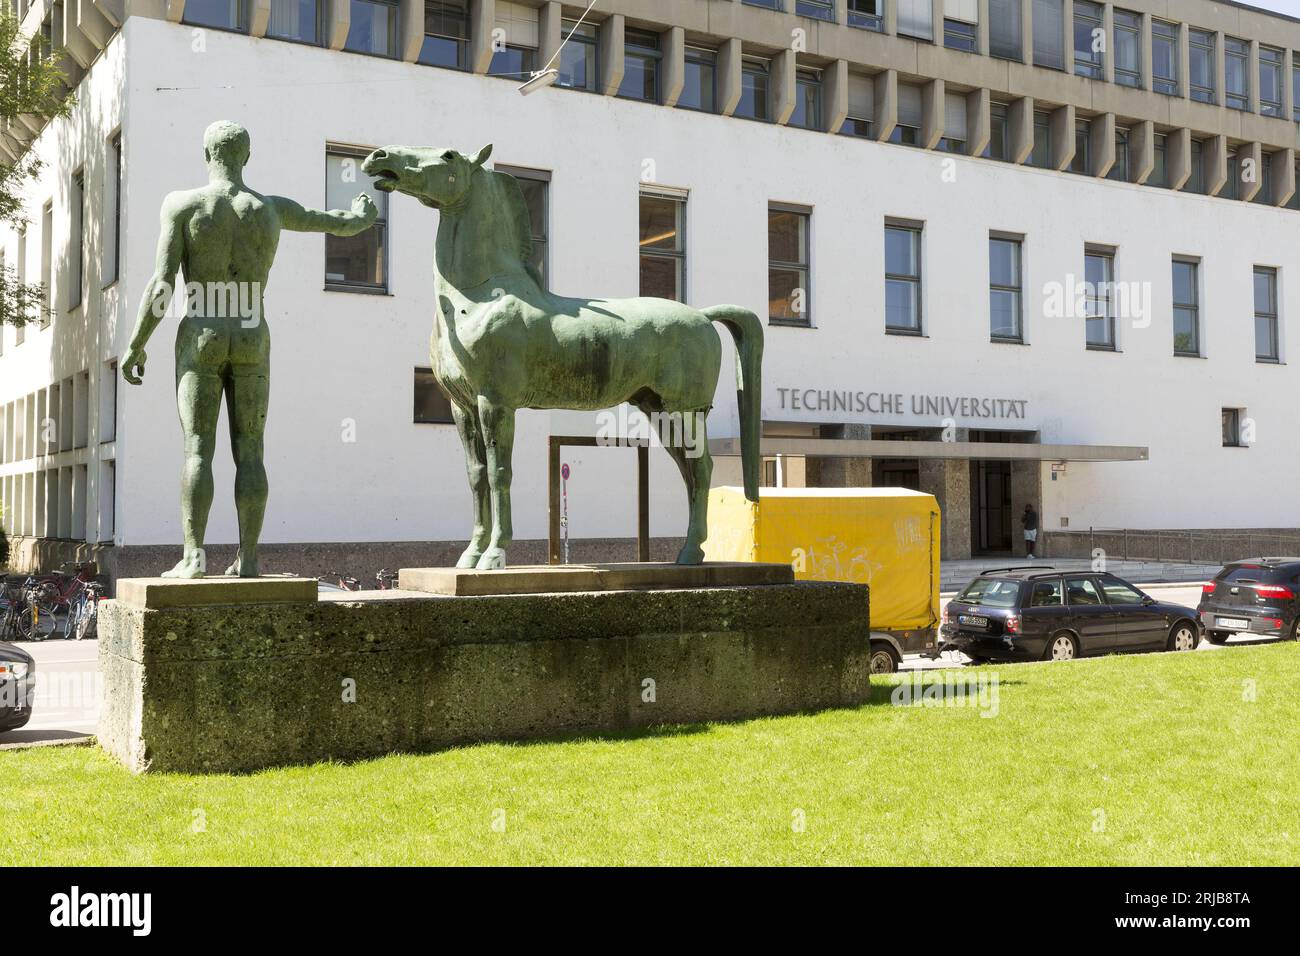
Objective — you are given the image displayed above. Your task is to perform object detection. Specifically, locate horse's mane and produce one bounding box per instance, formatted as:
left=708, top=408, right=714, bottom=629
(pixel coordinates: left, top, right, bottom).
left=484, top=168, right=538, bottom=282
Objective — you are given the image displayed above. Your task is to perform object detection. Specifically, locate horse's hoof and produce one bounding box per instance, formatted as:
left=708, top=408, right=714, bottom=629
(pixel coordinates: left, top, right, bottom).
left=456, top=549, right=482, bottom=569
left=675, top=544, right=705, bottom=565
left=475, top=549, right=507, bottom=570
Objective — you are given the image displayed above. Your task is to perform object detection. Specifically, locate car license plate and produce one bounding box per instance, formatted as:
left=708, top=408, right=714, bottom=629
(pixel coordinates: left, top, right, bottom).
left=1216, top=617, right=1250, bottom=630
left=959, top=615, right=989, bottom=627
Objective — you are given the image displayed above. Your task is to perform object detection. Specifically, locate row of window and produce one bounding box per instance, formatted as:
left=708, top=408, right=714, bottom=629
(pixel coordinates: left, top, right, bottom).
left=167, top=1, right=1300, bottom=211
left=751, top=0, right=1300, bottom=122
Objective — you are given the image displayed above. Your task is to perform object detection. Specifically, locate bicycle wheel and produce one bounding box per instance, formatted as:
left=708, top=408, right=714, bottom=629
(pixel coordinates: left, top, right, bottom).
left=74, top=597, right=98, bottom=641
left=16, top=601, right=56, bottom=641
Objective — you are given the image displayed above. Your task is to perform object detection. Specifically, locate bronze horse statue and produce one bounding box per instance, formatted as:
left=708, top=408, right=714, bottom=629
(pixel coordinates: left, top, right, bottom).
left=362, top=144, right=762, bottom=568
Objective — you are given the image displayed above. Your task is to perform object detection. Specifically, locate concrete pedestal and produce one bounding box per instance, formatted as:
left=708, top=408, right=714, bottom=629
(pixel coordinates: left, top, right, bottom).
left=98, top=572, right=871, bottom=774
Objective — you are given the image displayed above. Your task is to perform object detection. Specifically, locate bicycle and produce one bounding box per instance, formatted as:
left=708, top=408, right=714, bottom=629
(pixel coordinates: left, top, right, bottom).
left=72, top=581, right=104, bottom=641
left=0, top=576, right=58, bottom=642
left=36, top=563, right=99, bottom=640
left=375, top=569, right=399, bottom=590
left=318, top=571, right=362, bottom=592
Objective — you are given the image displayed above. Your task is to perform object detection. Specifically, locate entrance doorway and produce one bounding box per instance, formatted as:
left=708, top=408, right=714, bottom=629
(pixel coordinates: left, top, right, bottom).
left=974, top=460, right=1012, bottom=554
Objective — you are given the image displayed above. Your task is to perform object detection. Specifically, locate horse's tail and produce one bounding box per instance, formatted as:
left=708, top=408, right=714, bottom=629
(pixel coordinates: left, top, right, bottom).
left=704, top=305, right=764, bottom=503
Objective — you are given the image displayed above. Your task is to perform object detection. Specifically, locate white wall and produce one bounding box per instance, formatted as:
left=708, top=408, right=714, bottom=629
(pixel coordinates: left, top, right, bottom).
left=7, top=16, right=1300, bottom=549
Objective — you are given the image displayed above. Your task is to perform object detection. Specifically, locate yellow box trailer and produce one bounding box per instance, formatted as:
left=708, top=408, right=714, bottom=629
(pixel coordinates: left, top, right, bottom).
left=704, top=487, right=941, bottom=673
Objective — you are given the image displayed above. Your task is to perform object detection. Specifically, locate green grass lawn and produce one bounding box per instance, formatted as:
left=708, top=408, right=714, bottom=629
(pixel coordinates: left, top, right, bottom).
left=3, top=643, right=1297, bottom=866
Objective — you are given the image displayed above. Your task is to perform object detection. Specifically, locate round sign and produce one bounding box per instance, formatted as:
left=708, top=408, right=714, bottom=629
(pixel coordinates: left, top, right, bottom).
left=561, top=463, right=570, bottom=480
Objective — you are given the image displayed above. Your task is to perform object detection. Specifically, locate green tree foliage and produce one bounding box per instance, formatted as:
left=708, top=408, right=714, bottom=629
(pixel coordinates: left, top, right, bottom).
left=0, top=10, right=72, bottom=327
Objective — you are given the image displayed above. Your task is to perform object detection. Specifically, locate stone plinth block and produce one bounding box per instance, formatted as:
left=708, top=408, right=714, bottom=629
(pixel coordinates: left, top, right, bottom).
left=115, top=576, right=319, bottom=609
left=97, top=581, right=870, bottom=774
left=399, top=561, right=795, bottom=596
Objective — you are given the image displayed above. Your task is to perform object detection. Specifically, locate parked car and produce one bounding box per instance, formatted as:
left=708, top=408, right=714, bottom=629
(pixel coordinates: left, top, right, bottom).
left=1198, top=558, right=1300, bottom=644
left=941, top=567, right=1202, bottom=663
left=0, top=640, right=35, bottom=731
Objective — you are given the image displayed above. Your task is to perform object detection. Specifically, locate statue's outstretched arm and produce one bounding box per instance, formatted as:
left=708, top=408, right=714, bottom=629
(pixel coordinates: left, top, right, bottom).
left=122, top=196, right=186, bottom=385
left=272, top=194, right=377, bottom=237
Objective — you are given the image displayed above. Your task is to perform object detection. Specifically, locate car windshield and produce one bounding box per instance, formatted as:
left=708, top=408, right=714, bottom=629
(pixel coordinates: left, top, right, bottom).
left=956, top=578, right=1021, bottom=608
left=1222, top=565, right=1281, bottom=583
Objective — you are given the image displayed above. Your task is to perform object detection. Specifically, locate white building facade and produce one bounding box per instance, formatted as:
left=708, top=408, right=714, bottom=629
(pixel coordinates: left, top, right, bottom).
left=2, top=0, right=1300, bottom=581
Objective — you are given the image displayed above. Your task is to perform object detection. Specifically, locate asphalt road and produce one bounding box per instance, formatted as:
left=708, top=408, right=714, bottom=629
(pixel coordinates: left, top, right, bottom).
left=0, top=637, right=98, bottom=746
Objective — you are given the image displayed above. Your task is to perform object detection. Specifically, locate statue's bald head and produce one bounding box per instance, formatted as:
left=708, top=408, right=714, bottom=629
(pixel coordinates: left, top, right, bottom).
left=203, top=121, right=250, bottom=169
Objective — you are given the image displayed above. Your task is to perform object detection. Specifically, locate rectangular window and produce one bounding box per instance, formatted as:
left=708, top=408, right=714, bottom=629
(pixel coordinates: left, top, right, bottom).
left=489, top=1, right=538, bottom=78
left=1190, top=30, right=1216, bottom=104
left=1254, top=266, right=1279, bottom=362
left=1225, top=37, right=1250, bottom=111
left=943, top=0, right=978, bottom=52
left=1073, top=1, right=1103, bottom=78
left=267, top=0, right=323, bottom=45
left=769, top=205, right=810, bottom=326
left=1150, top=133, right=1168, bottom=188
left=938, top=91, right=967, bottom=153
left=737, top=58, right=771, bottom=121
left=1108, top=128, right=1129, bottom=182
left=501, top=166, right=549, bottom=282
left=69, top=170, right=83, bottom=310
left=1294, top=64, right=1300, bottom=122
left=1260, top=46, right=1284, bottom=118
left=345, top=0, right=398, bottom=57
left=885, top=223, right=922, bottom=334
left=1222, top=408, right=1243, bottom=448
left=796, top=0, right=834, bottom=21
left=324, top=148, right=388, bottom=291
left=1254, top=153, right=1274, bottom=206
left=789, top=69, right=822, bottom=130
left=1070, top=119, right=1091, bottom=174
left=1084, top=248, right=1115, bottom=349
left=986, top=102, right=1009, bottom=160
left=841, top=73, right=874, bottom=138
left=892, top=83, right=923, bottom=147
left=848, top=0, right=882, bottom=32
left=679, top=47, right=717, bottom=112
left=419, top=0, right=469, bottom=69
left=989, top=0, right=1023, bottom=62
left=1030, top=110, right=1051, bottom=168
left=39, top=201, right=51, bottom=328
left=104, top=132, right=121, bottom=286
left=1224, top=150, right=1242, bottom=200
left=557, top=19, right=598, bottom=91
left=619, top=28, right=660, bottom=102
left=1187, top=139, right=1205, bottom=195
left=639, top=190, right=686, bottom=302
left=182, top=0, right=248, bottom=31
left=414, top=368, right=455, bottom=424
left=1113, top=10, right=1141, bottom=88
left=989, top=235, right=1023, bottom=342
left=1032, top=0, right=1065, bottom=72
left=1151, top=20, right=1178, bottom=95
left=897, top=0, right=934, bottom=42
left=742, top=0, right=783, bottom=8
left=1172, top=258, right=1199, bottom=356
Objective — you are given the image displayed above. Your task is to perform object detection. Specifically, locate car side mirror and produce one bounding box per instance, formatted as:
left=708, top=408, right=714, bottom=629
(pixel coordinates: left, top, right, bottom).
left=1141, top=595, right=1156, bottom=605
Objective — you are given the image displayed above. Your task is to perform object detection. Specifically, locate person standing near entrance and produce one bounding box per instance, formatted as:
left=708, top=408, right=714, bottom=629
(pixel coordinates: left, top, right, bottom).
left=1021, top=504, right=1039, bottom=559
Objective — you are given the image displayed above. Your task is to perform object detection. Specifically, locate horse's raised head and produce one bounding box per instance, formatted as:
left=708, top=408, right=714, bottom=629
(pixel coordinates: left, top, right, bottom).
left=362, top=144, right=493, bottom=209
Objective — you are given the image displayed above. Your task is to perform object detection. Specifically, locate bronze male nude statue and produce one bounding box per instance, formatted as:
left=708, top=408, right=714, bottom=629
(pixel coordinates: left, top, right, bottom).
left=122, top=121, right=378, bottom=578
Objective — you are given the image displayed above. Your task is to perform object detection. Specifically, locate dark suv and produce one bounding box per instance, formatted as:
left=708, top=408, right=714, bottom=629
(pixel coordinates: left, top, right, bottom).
left=1198, top=558, right=1300, bottom=644
left=941, top=568, right=1201, bottom=663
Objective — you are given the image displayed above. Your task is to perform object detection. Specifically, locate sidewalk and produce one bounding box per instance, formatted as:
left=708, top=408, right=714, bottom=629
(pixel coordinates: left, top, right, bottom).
left=940, top=557, right=1217, bottom=594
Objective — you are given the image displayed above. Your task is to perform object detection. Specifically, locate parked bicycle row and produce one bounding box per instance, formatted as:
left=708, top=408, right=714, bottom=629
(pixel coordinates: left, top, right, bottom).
left=0, top=562, right=102, bottom=642
left=316, top=569, right=400, bottom=593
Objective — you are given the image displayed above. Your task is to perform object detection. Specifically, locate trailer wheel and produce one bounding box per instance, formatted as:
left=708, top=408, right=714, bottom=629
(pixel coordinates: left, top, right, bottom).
left=869, top=642, right=900, bottom=675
